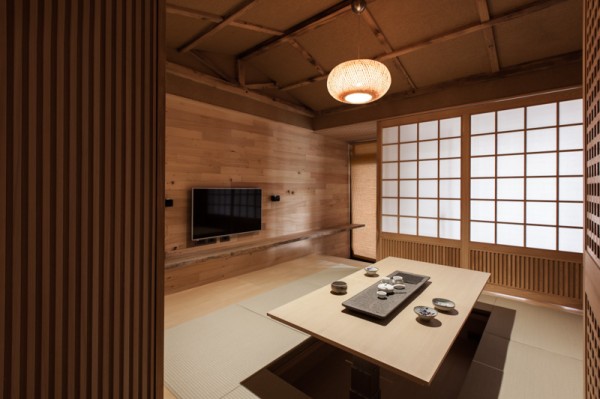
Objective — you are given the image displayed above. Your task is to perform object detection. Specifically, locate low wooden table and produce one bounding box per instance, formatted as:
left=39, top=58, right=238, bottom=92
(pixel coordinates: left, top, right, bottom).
left=267, top=257, right=490, bottom=398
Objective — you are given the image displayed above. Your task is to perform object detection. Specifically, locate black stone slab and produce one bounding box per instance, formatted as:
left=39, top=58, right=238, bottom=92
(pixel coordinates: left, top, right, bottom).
left=342, top=271, right=430, bottom=319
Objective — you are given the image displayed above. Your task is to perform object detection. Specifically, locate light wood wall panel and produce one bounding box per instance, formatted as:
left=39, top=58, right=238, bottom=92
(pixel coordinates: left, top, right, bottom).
left=0, top=0, right=164, bottom=398
left=164, top=94, right=350, bottom=290
left=584, top=0, right=600, bottom=397
left=379, top=235, right=461, bottom=267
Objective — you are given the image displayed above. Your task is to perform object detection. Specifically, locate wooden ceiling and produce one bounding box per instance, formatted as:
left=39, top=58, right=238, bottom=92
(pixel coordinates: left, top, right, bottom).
left=166, top=0, right=582, bottom=141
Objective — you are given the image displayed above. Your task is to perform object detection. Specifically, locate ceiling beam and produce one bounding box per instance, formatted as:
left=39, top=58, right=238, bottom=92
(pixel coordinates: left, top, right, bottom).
left=361, top=9, right=417, bottom=90
left=190, top=50, right=235, bottom=83
left=166, top=62, right=315, bottom=117
left=475, top=0, right=501, bottom=73
left=281, top=75, right=328, bottom=91
left=166, top=4, right=222, bottom=23
left=167, top=4, right=284, bottom=36
left=238, top=1, right=359, bottom=61
left=178, top=0, right=258, bottom=53
left=284, top=38, right=327, bottom=76
left=376, top=0, right=567, bottom=62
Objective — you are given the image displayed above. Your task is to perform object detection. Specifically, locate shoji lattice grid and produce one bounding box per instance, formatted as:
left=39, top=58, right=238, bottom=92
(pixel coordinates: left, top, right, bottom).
left=470, top=100, right=584, bottom=252
left=381, top=117, right=462, bottom=239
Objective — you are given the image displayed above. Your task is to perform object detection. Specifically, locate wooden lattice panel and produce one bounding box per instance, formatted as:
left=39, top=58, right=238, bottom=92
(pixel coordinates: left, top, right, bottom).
left=586, top=295, right=600, bottom=399
left=379, top=235, right=461, bottom=267
left=586, top=0, right=600, bottom=262
left=469, top=250, right=582, bottom=300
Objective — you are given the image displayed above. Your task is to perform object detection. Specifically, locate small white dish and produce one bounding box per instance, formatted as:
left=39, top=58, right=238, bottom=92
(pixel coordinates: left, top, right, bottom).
left=393, top=275, right=404, bottom=284
left=381, top=277, right=392, bottom=284
left=414, top=306, right=438, bottom=322
left=377, top=283, right=394, bottom=293
left=364, top=266, right=379, bottom=276
left=432, top=298, right=455, bottom=311
left=393, top=283, right=405, bottom=290
left=377, top=290, right=387, bottom=299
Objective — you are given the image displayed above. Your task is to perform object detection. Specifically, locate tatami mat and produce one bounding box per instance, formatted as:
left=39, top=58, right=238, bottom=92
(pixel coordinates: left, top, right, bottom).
left=164, top=305, right=308, bottom=399
left=493, top=297, right=583, bottom=360
left=238, top=265, right=357, bottom=316
left=498, top=340, right=583, bottom=399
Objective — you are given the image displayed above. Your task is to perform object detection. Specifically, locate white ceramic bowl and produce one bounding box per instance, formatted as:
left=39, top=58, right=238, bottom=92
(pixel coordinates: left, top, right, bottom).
left=432, top=298, right=455, bottom=311
left=364, top=266, right=379, bottom=276
left=414, top=306, right=438, bottom=321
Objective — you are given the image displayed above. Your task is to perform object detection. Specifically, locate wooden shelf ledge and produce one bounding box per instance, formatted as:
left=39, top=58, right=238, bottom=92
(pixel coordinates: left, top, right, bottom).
left=165, top=224, right=365, bottom=270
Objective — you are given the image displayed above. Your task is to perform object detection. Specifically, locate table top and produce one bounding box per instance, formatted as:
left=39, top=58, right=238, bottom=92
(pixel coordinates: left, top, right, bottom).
left=267, top=257, right=490, bottom=385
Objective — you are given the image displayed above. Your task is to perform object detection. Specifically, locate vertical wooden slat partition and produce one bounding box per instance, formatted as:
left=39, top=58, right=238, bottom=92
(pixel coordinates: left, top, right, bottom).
left=584, top=0, right=600, bottom=397
left=0, top=0, right=165, bottom=398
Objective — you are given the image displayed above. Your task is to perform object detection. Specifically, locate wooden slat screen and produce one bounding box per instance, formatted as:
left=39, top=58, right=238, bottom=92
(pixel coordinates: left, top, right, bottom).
left=351, top=142, right=377, bottom=260
left=0, top=0, right=164, bottom=398
left=469, top=249, right=582, bottom=300
left=379, top=235, right=461, bottom=267
left=584, top=0, right=600, bottom=397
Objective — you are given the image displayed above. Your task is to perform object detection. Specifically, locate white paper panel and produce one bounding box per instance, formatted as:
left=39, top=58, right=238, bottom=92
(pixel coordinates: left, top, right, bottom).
left=382, top=144, right=398, bottom=161
left=526, top=128, right=556, bottom=153
left=471, top=221, right=495, bottom=243
left=497, top=131, right=524, bottom=154
left=399, top=199, right=417, bottom=216
left=439, top=159, right=461, bottom=178
left=471, top=179, right=495, bottom=199
left=471, top=134, right=495, bottom=156
left=419, top=140, right=438, bottom=160
left=382, top=216, right=398, bottom=233
left=497, top=201, right=524, bottom=223
left=440, top=200, right=460, bottom=219
left=419, top=160, right=438, bottom=179
left=527, top=103, right=556, bottom=129
left=382, top=180, right=398, bottom=197
left=526, top=225, right=556, bottom=250
left=440, top=117, right=461, bottom=138
left=559, top=125, right=584, bottom=150
left=419, top=121, right=438, bottom=140
left=382, top=162, right=398, bottom=179
left=559, top=151, right=583, bottom=176
left=419, top=199, right=438, bottom=217
left=399, top=180, right=417, bottom=197
left=439, top=138, right=461, bottom=158
left=559, top=177, right=583, bottom=201
left=399, top=143, right=417, bottom=160
left=471, top=200, right=495, bottom=221
left=471, top=112, right=495, bottom=135
left=526, top=201, right=556, bottom=225
left=471, top=157, right=495, bottom=177
left=497, top=178, right=524, bottom=200
left=440, top=220, right=460, bottom=240
left=526, top=153, right=556, bottom=176
left=497, top=107, right=524, bottom=132
left=382, top=126, right=398, bottom=144
left=440, top=179, right=461, bottom=198
left=526, top=178, right=556, bottom=200
left=559, top=99, right=583, bottom=125
left=419, top=218, right=438, bottom=237
left=399, top=161, right=417, bottom=178
left=498, top=155, right=524, bottom=177
left=400, top=124, right=417, bottom=142
left=418, top=180, right=438, bottom=198
left=559, top=202, right=584, bottom=227
left=497, top=224, right=524, bottom=247
left=558, top=227, right=583, bottom=253
left=399, top=217, right=417, bottom=235
left=382, top=198, right=398, bottom=215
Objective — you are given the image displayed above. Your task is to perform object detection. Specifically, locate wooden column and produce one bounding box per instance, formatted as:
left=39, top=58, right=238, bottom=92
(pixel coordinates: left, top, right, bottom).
left=0, top=0, right=165, bottom=398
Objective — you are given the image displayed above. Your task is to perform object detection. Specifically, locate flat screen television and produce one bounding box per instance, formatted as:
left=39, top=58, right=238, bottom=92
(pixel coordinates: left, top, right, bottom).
left=191, top=188, right=262, bottom=241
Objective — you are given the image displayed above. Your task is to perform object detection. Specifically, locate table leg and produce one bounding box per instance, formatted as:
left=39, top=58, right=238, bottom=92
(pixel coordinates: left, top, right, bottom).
left=349, top=356, right=381, bottom=399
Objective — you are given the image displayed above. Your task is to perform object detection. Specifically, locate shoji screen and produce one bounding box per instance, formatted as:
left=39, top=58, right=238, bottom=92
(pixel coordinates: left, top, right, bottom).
left=583, top=0, right=600, bottom=397
left=0, top=1, right=165, bottom=398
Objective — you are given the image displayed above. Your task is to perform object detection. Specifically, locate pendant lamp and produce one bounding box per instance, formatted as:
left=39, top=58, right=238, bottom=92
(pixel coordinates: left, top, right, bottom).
left=327, top=0, right=391, bottom=104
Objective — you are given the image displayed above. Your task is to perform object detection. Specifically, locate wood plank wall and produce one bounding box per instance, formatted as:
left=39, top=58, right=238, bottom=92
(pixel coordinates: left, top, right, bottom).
left=164, top=94, right=350, bottom=292
left=0, top=1, right=165, bottom=398
left=584, top=0, right=600, bottom=397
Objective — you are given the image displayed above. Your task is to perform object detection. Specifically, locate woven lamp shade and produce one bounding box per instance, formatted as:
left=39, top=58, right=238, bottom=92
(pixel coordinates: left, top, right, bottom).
left=327, top=59, right=392, bottom=104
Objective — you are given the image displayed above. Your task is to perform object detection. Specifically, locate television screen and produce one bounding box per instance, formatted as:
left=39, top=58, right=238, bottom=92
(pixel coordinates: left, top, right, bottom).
left=191, top=188, right=262, bottom=241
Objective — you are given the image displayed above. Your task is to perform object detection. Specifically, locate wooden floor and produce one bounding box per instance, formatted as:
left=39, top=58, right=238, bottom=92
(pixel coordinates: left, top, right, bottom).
left=164, top=254, right=583, bottom=399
